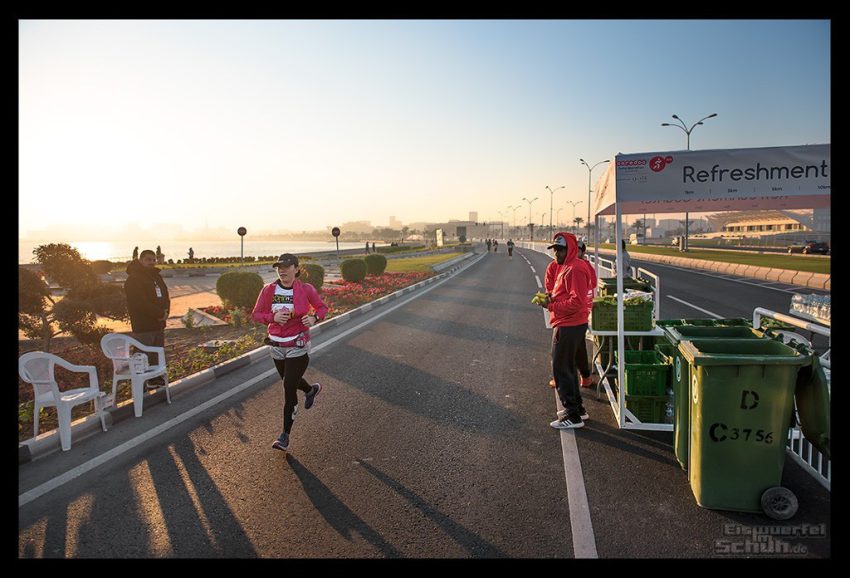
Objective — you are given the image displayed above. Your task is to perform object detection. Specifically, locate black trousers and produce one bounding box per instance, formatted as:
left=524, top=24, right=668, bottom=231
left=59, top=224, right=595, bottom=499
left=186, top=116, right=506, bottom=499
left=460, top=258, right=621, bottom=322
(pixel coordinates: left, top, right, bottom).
left=577, top=338, right=591, bottom=379
left=273, top=356, right=313, bottom=434
left=552, top=324, right=587, bottom=417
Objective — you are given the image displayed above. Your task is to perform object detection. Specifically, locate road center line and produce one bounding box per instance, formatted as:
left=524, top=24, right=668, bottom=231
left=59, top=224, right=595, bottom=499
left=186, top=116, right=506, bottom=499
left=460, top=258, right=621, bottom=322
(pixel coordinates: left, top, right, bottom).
left=19, top=255, right=484, bottom=508
left=667, top=295, right=723, bottom=318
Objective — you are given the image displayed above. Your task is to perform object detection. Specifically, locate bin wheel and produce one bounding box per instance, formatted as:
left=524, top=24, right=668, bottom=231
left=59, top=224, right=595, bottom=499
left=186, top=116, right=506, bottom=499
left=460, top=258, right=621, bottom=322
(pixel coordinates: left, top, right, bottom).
left=761, top=487, right=798, bottom=520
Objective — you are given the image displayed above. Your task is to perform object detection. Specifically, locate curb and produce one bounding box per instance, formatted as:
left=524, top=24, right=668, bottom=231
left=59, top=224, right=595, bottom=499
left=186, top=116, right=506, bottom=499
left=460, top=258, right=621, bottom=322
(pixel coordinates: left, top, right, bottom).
left=19, top=252, right=484, bottom=464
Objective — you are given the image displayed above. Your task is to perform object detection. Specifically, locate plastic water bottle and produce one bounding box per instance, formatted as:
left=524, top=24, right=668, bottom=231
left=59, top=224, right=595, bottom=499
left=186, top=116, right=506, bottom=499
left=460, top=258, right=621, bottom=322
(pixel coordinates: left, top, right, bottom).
left=664, top=388, right=674, bottom=424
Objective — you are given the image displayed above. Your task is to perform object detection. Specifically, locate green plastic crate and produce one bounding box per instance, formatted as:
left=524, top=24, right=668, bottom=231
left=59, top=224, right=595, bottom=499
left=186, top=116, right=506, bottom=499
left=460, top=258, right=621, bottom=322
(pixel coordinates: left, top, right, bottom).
left=616, top=349, right=670, bottom=395
left=598, top=276, right=652, bottom=296
left=625, top=395, right=668, bottom=423
left=591, top=298, right=654, bottom=331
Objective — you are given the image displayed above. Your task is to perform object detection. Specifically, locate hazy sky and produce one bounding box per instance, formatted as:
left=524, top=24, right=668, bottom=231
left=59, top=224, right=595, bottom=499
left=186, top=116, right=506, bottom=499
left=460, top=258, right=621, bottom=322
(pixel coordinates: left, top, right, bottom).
left=19, top=19, right=830, bottom=237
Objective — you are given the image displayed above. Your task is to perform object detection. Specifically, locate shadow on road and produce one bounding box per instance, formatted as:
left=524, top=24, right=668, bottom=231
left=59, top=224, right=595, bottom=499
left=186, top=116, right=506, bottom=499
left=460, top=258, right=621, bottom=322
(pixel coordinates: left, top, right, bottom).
left=287, top=455, right=403, bottom=557
left=356, top=459, right=508, bottom=557
left=315, top=343, right=527, bottom=437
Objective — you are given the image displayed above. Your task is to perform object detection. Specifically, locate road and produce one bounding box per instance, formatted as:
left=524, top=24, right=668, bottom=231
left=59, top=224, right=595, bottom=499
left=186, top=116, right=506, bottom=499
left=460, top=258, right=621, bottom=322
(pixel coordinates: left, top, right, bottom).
left=18, top=248, right=830, bottom=558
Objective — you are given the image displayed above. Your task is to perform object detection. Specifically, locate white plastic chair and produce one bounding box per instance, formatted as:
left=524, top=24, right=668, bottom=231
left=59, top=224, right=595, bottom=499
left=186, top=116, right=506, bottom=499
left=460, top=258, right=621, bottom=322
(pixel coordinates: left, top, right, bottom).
left=18, top=351, right=109, bottom=451
left=100, top=333, right=170, bottom=418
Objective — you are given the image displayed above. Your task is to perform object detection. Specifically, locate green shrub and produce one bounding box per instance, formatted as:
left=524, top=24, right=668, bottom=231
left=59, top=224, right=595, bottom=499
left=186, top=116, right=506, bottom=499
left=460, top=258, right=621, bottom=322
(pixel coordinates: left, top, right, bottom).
left=301, top=263, right=325, bottom=290
left=364, top=253, right=388, bottom=275
left=216, top=271, right=264, bottom=309
left=340, top=258, right=367, bottom=282
left=377, top=245, right=425, bottom=254
left=91, top=260, right=115, bottom=275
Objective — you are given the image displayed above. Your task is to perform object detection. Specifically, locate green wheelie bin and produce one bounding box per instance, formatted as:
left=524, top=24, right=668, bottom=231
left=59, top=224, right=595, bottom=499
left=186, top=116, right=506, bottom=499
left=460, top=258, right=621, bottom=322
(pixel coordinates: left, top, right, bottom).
left=679, top=318, right=752, bottom=327
left=679, top=338, right=811, bottom=519
left=660, top=325, right=769, bottom=471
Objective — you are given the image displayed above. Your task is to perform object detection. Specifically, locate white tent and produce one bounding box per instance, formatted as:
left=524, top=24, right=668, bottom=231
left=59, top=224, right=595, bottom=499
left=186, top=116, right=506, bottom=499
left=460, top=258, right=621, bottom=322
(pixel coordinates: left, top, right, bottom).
left=590, top=144, right=830, bottom=429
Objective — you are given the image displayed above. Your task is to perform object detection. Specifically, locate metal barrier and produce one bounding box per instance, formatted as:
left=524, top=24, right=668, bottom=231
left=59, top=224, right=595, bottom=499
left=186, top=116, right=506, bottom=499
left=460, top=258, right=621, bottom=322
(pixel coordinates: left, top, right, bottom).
left=753, top=307, right=831, bottom=491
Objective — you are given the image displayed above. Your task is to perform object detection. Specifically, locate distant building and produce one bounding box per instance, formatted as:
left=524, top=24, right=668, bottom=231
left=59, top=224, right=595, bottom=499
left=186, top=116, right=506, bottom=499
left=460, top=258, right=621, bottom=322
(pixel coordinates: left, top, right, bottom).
left=705, top=209, right=830, bottom=236
left=469, top=211, right=478, bottom=223
left=389, top=216, right=402, bottom=229
left=338, top=221, right=373, bottom=234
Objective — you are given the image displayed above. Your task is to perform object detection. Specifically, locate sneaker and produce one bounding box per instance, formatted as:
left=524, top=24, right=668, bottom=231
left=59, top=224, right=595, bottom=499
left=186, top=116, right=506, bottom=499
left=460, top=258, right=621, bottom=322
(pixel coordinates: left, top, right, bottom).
left=550, top=416, right=585, bottom=429
left=271, top=432, right=290, bottom=451
left=304, top=382, right=322, bottom=409
left=548, top=378, right=556, bottom=389
left=580, top=375, right=594, bottom=388
left=558, top=408, right=589, bottom=421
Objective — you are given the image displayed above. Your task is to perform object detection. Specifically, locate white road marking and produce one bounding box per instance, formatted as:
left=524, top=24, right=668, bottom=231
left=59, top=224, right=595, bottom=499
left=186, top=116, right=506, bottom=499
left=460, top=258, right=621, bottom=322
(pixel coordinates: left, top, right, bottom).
left=19, top=256, right=484, bottom=508
left=535, top=276, right=542, bottom=289
left=555, top=393, right=598, bottom=558
left=667, top=295, right=722, bottom=318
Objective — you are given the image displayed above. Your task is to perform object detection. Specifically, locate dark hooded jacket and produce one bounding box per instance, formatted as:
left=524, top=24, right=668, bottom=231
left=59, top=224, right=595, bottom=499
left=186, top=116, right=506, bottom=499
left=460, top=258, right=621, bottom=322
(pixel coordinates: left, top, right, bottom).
left=124, top=260, right=170, bottom=332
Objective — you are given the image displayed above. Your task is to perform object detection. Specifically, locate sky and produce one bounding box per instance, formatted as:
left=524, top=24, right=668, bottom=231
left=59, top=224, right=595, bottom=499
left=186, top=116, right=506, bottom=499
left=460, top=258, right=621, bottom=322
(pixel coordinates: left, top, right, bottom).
left=19, top=19, right=831, bottom=240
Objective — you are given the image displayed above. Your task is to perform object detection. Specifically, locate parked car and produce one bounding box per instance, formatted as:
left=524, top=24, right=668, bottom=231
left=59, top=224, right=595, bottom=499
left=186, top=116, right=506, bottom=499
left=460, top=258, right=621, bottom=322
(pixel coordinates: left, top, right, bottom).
left=788, top=241, right=830, bottom=255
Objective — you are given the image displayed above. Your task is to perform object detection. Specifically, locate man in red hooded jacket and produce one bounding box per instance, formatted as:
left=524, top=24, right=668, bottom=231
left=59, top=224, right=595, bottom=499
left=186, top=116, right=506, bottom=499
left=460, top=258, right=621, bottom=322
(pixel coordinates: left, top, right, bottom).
left=537, top=232, right=591, bottom=428
left=544, top=234, right=595, bottom=390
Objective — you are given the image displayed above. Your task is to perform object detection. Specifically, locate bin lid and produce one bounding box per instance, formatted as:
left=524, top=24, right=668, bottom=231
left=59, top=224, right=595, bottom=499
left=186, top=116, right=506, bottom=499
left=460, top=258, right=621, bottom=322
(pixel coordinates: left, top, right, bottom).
left=665, top=325, right=767, bottom=344
left=678, top=338, right=811, bottom=367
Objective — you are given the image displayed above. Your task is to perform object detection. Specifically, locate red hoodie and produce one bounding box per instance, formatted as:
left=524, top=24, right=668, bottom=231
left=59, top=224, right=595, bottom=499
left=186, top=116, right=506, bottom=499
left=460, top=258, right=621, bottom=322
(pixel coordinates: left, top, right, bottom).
left=547, top=232, right=592, bottom=327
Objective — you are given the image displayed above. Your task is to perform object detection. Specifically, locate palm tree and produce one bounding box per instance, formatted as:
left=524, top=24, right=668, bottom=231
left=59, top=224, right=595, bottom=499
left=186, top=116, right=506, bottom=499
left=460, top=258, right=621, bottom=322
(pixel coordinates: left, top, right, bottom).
left=573, top=217, right=583, bottom=233
left=632, top=219, right=644, bottom=234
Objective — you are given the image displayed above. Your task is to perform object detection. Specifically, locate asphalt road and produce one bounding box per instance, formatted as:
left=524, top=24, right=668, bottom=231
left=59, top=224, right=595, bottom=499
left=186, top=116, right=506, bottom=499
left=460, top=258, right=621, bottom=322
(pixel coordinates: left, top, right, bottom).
left=18, top=248, right=831, bottom=558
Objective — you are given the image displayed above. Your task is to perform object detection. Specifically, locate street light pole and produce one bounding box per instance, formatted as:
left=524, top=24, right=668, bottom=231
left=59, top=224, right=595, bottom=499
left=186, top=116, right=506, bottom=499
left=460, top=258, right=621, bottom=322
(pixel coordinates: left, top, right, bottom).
left=545, top=185, right=564, bottom=242
left=522, top=197, right=538, bottom=242
left=508, top=205, right=521, bottom=238
left=580, top=158, right=610, bottom=241
left=556, top=207, right=564, bottom=229
left=661, top=112, right=717, bottom=251
left=566, top=200, right=583, bottom=234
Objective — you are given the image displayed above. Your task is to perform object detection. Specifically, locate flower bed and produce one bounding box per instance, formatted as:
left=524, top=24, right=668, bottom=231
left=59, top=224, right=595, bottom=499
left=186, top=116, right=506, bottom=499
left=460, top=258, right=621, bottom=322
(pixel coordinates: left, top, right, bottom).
left=320, top=272, right=431, bottom=316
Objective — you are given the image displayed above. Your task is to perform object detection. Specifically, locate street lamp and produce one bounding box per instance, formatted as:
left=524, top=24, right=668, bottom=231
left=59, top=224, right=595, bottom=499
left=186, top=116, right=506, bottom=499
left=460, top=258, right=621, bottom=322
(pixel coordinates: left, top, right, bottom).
left=580, top=158, right=610, bottom=242
left=545, top=185, right=564, bottom=241
left=508, top=205, right=521, bottom=237
left=497, top=210, right=506, bottom=238
left=661, top=112, right=717, bottom=250
left=566, top=200, right=583, bottom=234
left=237, top=226, right=247, bottom=268
left=556, top=207, right=564, bottom=228
left=522, top=197, right=538, bottom=241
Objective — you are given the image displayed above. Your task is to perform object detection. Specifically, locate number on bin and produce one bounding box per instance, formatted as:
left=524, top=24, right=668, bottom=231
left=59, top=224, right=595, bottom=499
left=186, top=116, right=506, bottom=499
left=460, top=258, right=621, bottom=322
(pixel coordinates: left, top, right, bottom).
left=709, top=422, right=773, bottom=444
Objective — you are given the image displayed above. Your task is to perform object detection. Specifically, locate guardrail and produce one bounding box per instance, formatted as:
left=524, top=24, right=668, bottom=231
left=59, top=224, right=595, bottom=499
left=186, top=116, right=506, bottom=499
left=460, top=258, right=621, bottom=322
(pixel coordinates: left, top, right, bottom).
left=753, top=307, right=831, bottom=491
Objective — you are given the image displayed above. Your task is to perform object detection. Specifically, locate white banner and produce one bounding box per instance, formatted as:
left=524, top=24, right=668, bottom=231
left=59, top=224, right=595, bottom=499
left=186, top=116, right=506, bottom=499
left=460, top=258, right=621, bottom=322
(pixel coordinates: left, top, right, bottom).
left=593, top=144, right=830, bottom=216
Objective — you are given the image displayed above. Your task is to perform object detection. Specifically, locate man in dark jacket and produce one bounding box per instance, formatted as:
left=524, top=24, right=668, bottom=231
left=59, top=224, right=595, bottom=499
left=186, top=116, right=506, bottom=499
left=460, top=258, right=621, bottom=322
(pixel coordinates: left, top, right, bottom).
left=124, top=249, right=170, bottom=386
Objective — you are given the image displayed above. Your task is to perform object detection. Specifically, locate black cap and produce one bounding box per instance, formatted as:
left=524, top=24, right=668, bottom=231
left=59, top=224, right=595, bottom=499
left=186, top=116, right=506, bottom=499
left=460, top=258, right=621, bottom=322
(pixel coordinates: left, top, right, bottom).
left=273, top=253, right=299, bottom=268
